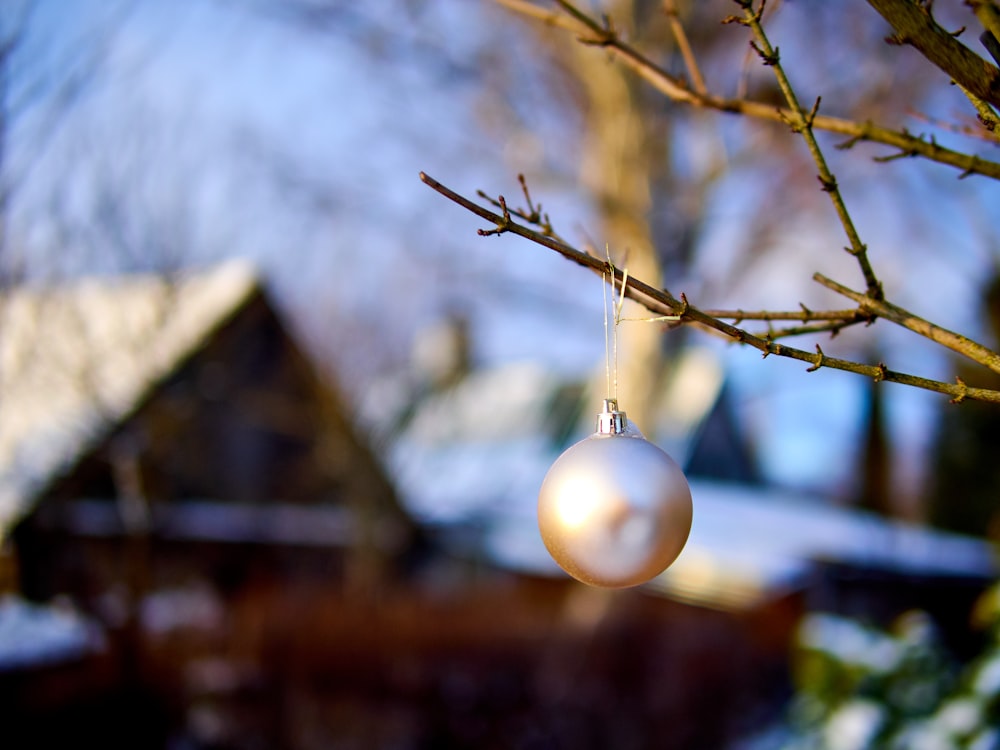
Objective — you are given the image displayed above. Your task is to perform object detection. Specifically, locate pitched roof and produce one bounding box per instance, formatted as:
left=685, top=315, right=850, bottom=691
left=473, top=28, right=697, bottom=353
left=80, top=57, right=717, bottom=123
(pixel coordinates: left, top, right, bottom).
left=0, top=260, right=260, bottom=538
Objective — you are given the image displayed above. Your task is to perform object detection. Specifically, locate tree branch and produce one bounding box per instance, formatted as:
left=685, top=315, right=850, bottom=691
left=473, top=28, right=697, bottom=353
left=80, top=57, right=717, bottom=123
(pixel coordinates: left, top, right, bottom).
left=702, top=306, right=871, bottom=339
left=814, top=272, right=1000, bottom=376
left=663, top=0, right=707, bottom=96
left=867, top=0, right=1000, bottom=108
left=970, top=0, right=1000, bottom=54
left=957, top=81, right=1000, bottom=135
left=734, top=0, right=882, bottom=300
left=700, top=306, right=864, bottom=323
left=493, top=0, right=1000, bottom=181
left=761, top=318, right=869, bottom=340
left=419, top=172, right=1000, bottom=404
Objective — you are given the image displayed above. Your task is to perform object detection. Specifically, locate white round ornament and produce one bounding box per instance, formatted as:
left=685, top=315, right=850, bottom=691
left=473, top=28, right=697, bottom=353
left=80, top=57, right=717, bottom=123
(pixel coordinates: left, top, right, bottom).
left=537, top=399, right=692, bottom=588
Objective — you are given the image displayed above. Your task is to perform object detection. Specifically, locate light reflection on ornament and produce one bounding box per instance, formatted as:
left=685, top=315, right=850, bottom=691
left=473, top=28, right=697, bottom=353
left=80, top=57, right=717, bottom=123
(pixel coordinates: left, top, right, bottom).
left=538, top=399, right=693, bottom=588
left=552, top=476, right=601, bottom=531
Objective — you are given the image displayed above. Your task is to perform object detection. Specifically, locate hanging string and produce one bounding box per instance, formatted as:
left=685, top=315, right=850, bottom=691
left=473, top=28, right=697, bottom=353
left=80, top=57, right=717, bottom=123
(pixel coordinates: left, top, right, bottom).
left=603, top=248, right=682, bottom=403
left=613, top=269, right=621, bottom=403
left=603, top=249, right=628, bottom=404
left=603, top=264, right=612, bottom=401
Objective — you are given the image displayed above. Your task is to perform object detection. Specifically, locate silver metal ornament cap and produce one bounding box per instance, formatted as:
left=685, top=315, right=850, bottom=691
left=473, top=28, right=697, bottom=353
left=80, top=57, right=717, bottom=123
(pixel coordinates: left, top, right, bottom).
left=596, top=399, right=627, bottom=435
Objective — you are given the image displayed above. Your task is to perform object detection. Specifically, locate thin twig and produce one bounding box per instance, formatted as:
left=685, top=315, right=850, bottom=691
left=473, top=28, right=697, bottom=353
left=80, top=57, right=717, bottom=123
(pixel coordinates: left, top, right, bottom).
left=701, top=306, right=873, bottom=338
left=905, top=106, right=999, bottom=141
left=663, top=0, right=707, bottom=96
left=700, top=307, right=863, bottom=323
left=419, top=172, right=1000, bottom=404
left=476, top=173, right=566, bottom=243
left=735, top=0, right=883, bottom=300
left=759, top=319, right=869, bottom=339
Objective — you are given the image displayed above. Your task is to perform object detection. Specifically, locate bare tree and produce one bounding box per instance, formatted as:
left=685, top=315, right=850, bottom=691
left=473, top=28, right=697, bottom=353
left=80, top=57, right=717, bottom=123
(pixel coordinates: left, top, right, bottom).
left=424, top=0, right=1000, bottom=405
left=0, top=0, right=134, bottom=283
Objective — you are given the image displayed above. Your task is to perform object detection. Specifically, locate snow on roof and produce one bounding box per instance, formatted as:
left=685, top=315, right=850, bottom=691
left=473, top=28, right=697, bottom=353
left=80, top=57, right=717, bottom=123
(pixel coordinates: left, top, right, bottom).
left=646, top=480, right=997, bottom=610
left=386, top=356, right=997, bottom=610
left=0, top=260, right=260, bottom=538
left=479, top=477, right=997, bottom=610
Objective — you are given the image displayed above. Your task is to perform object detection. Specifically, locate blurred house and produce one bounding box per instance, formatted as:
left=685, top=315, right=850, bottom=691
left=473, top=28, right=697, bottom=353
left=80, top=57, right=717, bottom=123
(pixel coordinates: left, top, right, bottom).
left=0, top=266, right=995, bottom=750
left=1, top=261, right=415, bottom=593
left=0, top=261, right=418, bottom=746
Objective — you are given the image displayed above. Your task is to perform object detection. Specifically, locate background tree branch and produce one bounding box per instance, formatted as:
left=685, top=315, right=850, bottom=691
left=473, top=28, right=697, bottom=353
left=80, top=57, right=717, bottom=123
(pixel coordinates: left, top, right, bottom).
left=495, top=0, right=1000, bottom=180
left=867, top=0, right=1000, bottom=108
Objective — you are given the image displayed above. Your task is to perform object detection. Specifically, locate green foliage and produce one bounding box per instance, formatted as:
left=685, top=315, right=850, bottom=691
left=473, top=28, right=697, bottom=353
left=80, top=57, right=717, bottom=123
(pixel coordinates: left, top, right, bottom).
left=783, top=584, right=1000, bottom=750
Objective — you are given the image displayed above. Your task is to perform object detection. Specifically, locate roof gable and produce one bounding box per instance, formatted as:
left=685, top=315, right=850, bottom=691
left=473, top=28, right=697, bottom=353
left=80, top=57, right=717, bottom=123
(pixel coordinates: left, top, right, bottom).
left=0, top=261, right=259, bottom=535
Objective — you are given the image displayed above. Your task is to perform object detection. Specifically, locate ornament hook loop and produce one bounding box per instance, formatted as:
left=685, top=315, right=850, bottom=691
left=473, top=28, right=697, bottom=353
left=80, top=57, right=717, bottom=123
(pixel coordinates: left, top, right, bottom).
left=597, top=399, right=628, bottom=435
